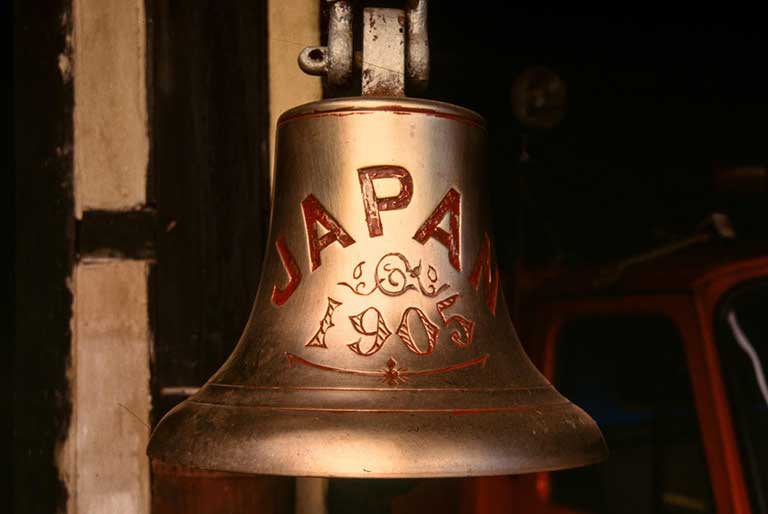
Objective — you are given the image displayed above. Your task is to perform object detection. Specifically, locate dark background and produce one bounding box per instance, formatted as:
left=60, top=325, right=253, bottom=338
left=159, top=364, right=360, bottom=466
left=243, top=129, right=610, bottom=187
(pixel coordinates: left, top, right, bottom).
left=425, top=4, right=767, bottom=266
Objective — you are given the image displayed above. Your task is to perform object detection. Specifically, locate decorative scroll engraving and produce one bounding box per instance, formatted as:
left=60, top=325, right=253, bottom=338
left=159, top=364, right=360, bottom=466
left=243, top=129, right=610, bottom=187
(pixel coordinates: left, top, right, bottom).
left=469, top=232, right=499, bottom=315
left=338, top=252, right=449, bottom=298
left=271, top=234, right=302, bottom=306
left=287, top=178, right=488, bottom=384
left=301, top=194, right=356, bottom=271
left=396, top=307, right=440, bottom=355
left=413, top=188, right=462, bottom=271
left=347, top=307, right=392, bottom=356
left=436, top=294, right=475, bottom=347
left=358, top=165, right=414, bottom=238
left=306, top=297, right=342, bottom=348
left=286, top=352, right=490, bottom=387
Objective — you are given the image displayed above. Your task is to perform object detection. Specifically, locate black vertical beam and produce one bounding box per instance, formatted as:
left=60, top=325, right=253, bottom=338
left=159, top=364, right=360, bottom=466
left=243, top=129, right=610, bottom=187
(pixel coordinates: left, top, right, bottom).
left=14, top=0, right=75, bottom=513
left=148, top=0, right=271, bottom=420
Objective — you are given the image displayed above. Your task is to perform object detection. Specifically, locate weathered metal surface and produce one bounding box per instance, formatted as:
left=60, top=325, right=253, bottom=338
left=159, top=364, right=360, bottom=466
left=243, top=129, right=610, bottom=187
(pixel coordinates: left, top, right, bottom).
left=300, top=1, right=429, bottom=96
left=298, top=0, right=352, bottom=85
left=148, top=97, right=606, bottom=477
left=405, top=0, right=429, bottom=93
left=362, top=8, right=405, bottom=96
left=327, top=0, right=354, bottom=85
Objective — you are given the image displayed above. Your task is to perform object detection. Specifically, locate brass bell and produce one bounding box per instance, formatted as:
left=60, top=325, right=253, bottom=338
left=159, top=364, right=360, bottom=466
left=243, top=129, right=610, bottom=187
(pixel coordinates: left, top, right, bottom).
left=150, top=1, right=605, bottom=478
left=147, top=96, right=607, bottom=477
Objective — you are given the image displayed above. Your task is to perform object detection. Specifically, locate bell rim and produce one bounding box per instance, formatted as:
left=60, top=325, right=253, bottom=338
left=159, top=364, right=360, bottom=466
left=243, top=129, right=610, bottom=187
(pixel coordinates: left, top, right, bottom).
left=147, top=397, right=607, bottom=479
left=277, top=96, right=486, bottom=129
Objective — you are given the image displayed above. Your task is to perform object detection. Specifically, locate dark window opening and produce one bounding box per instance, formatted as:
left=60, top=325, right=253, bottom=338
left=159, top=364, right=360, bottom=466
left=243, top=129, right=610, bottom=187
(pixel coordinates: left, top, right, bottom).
left=549, top=316, right=714, bottom=514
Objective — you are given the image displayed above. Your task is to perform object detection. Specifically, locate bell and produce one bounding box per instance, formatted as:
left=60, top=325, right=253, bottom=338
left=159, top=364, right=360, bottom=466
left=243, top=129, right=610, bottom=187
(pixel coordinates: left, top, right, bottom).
left=148, top=96, right=607, bottom=477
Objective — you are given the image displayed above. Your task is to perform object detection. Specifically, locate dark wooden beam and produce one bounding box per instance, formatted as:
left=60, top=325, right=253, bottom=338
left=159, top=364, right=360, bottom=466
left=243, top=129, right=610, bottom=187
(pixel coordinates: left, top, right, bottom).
left=77, top=209, right=158, bottom=260
left=14, top=1, right=75, bottom=512
left=148, top=0, right=271, bottom=420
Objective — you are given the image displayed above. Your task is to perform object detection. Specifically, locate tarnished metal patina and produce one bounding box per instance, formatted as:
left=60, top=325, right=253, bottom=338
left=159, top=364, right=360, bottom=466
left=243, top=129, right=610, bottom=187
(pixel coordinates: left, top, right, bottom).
left=298, top=0, right=429, bottom=96
left=148, top=97, right=607, bottom=477
left=298, top=1, right=353, bottom=84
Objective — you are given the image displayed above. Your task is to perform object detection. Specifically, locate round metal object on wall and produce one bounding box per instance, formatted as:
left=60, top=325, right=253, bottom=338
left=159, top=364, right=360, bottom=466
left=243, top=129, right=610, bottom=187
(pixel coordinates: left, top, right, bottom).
left=511, top=66, right=568, bottom=130
left=147, top=97, right=606, bottom=478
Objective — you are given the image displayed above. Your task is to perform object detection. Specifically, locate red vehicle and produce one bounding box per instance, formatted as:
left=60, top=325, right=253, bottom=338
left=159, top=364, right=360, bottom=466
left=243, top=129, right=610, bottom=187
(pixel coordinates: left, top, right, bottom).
left=469, top=242, right=768, bottom=514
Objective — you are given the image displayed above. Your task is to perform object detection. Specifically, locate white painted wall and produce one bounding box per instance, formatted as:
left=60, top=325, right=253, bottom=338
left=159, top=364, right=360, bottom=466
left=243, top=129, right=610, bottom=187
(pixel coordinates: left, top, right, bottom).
left=65, top=261, right=152, bottom=514
left=60, top=1, right=152, bottom=513
left=72, top=0, right=148, bottom=217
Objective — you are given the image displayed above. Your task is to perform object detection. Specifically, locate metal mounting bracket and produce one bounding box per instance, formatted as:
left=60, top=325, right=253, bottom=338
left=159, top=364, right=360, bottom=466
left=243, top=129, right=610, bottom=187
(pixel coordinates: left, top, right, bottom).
left=298, top=0, right=429, bottom=96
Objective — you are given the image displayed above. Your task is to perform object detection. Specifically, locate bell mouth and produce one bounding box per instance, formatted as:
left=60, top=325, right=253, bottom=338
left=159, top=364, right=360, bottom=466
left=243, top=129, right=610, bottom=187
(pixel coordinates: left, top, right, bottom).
left=277, top=96, right=486, bottom=130
left=147, top=395, right=607, bottom=478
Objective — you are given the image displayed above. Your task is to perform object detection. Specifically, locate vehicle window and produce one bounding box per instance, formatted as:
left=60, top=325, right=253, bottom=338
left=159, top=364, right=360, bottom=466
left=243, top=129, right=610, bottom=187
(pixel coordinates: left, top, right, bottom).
left=549, top=316, right=714, bottom=514
left=716, top=280, right=768, bottom=514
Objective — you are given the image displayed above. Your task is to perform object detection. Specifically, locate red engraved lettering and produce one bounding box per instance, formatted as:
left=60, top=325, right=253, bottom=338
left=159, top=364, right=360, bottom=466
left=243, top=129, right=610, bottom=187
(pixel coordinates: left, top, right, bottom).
left=271, top=234, right=302, bottom=306
left=396, top=307, right=440, bottom=355
left=436, top=294, right=475, bottom=347
left=306, top=297, right=342, bottom=348
left=469, top=233, right=499, bottom=315
left=347, top=307, right=392, bottom=356
left=357, top=165, right=414, bottom=237
left=413, top=188, right=461, bottom=271
left=301, top=194, right=356, bottom=271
